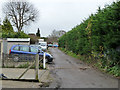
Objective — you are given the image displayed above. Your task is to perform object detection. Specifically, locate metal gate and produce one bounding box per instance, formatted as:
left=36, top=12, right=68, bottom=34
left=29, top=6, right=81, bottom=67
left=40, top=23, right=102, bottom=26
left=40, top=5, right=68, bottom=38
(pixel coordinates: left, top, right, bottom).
left=2, top=53, right=40, bottom=81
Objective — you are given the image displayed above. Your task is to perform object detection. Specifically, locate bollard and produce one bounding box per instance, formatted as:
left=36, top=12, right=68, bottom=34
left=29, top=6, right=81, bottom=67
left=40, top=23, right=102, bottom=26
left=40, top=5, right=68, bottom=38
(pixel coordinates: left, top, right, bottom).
left=43, top=52, right=46, bottom=69
left=35, top=54, right=39, bottom=80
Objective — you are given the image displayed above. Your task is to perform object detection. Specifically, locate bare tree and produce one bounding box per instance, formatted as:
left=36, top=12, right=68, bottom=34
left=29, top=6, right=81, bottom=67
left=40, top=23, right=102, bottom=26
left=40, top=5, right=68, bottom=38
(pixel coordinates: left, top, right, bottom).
left=3, top=1, right=38, bottom=32
left=47, top=30, right=66, bottom=43
left=50, top=30, right=66, bottom=38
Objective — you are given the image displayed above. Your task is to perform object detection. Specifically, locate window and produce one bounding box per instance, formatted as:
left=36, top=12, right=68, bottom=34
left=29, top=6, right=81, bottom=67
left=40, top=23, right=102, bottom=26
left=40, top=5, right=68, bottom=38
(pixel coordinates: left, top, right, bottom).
left=20, top=46, right=29, bottom=52
left=13, top=46, right=19, bottom=51
left=30, top=47, right=38, bottom=53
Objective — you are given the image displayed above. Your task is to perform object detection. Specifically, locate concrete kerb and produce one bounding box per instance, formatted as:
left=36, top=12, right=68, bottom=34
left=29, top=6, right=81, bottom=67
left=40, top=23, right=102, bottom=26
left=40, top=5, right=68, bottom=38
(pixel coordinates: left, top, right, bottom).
left=39, top=64, right=50, bottom=82
left=39, top=69, right=50, bottom=82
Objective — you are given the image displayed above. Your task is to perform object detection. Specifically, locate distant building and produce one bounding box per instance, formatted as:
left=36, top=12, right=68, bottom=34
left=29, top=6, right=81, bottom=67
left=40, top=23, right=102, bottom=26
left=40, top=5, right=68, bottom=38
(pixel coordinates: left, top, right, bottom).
left=28, top=33, right=38, bottom=44
left=28, top=33, right=36, bottom=37
left=38, top=39, right=44, bottom=42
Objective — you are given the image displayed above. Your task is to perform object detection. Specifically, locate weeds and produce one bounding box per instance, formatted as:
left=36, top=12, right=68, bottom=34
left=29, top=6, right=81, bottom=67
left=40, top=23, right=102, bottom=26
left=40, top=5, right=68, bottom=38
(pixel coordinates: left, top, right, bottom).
left=3, top=62, right=46, bottom=69
left=59, top=47, right=120, bottom=77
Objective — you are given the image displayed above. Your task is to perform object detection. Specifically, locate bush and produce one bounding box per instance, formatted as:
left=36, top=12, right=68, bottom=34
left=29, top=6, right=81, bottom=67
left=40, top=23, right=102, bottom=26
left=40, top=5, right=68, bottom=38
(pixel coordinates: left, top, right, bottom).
left=2, top=31, right=29, bottom=38
left=59, top=1, right=120, bottom=77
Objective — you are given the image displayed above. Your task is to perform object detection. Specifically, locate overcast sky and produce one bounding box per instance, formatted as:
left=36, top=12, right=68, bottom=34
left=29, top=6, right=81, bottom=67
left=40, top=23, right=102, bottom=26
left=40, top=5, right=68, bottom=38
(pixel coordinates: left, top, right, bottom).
left=0, top=0, right=116, bottom=37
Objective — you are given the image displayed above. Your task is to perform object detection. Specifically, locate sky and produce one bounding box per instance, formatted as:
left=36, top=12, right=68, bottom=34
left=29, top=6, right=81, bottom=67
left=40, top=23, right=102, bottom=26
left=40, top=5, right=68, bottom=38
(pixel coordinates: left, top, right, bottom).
left=0, top=0, right=116, bottom=37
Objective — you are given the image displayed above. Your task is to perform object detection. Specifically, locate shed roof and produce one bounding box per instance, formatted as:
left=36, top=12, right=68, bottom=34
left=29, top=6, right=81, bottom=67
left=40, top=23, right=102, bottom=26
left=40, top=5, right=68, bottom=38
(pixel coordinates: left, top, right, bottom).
left=7, top=38, right=30, bottom=42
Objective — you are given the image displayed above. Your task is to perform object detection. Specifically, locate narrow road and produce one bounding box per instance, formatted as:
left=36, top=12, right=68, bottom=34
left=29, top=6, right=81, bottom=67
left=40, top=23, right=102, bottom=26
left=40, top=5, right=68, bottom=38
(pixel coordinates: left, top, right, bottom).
left=48, top=48, right=118, bottom=88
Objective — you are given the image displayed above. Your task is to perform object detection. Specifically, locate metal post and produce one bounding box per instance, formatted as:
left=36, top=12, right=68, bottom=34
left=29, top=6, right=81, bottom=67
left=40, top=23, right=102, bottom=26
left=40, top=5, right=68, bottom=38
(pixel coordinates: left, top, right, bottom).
left=35, top=54, right=39, bottom=80
left=43, top=52, right=46, bottom=69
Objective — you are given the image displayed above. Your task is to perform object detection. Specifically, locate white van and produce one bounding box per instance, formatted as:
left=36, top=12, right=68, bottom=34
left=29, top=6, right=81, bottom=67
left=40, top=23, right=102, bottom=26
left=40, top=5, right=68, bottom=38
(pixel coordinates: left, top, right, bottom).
left=39, top=42, right=47, bottom=51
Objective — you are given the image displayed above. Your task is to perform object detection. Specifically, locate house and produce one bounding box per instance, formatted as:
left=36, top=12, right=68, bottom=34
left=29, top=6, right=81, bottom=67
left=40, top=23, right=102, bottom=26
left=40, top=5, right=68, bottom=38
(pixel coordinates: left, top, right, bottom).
left=28, top=33, right=38, bottom=44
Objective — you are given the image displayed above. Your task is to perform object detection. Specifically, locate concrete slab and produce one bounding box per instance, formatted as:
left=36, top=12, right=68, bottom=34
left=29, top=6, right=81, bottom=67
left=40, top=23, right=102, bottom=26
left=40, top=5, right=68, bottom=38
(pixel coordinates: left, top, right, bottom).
left=1, top=68, right=50, bottom=88
left=2, top=80, right=41, bottom=88
left=2, top=68, right=46, bottom=79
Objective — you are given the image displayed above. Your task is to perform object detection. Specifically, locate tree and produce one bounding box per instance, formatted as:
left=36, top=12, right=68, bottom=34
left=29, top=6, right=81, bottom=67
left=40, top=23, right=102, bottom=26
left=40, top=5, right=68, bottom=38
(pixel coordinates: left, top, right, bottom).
left=36, top=28, right=40, bottom=37
left=2, top=17, right=14, bottom=33
left=47, top=30, right=66, bottom=43
left=59, top=1, right=120, bottom=74
left=3, top=1, right=38, bottom=32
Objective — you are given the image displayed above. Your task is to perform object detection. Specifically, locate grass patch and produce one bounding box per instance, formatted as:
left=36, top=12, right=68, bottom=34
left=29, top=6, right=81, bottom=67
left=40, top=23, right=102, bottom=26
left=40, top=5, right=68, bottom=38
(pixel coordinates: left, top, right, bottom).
left=3, top=65, right=15, bottom=68
left=17, top=62, right=30, bottom=68
left=17, top=62, right=46, bottom=69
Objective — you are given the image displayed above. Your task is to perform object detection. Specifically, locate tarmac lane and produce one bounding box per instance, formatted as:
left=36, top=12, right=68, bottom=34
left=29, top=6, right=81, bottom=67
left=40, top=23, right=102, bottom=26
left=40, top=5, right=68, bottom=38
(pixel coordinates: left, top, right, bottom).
left=48, top=48, right=118, bottom=88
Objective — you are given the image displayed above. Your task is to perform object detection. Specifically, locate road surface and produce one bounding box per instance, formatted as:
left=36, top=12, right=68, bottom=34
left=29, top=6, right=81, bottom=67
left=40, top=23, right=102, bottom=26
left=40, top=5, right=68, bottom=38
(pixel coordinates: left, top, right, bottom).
left=48, top=48, right=118, bottom=88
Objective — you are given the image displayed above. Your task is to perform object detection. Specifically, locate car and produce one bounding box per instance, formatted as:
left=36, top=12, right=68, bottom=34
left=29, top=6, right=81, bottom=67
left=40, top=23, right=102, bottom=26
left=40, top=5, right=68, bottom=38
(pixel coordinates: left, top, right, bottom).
left=48, top=44, right=53, bottom=47
left=9, top=45, right=53, bottom=63
left=38, top=42, right=47, bottom=51
left=53, top=44, right=58, bottom=48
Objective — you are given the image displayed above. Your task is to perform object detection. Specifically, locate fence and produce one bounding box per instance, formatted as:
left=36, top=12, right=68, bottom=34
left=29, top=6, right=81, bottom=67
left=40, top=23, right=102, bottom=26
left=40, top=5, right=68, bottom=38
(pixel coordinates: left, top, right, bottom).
left=1, top=53, right=46, bottom=81
left=2, top=53, right=36, bottom=68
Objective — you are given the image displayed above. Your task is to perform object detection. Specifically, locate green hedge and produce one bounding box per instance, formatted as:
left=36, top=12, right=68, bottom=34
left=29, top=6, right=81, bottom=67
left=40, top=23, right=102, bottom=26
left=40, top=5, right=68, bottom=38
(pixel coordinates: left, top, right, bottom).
left=2, top=31, right=29, bottom=38
left=59, top=1, right=120, bottom=76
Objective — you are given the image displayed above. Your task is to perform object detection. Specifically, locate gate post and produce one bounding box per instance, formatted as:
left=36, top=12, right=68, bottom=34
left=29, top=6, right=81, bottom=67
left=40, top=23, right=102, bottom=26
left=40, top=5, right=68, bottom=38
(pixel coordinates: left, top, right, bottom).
left=2, top=53, right=4, bottom=68
left=35, top=54, right=39, bottom=80
left=43, top=52, right=46, bottom=69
